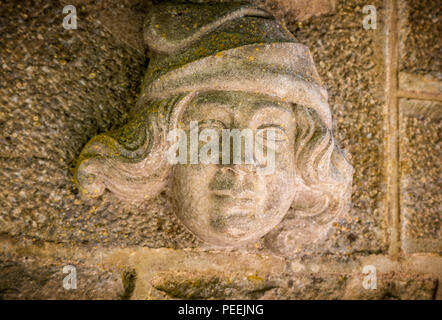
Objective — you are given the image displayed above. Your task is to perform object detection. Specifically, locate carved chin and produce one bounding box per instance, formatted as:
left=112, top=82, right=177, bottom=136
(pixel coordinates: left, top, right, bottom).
left=176, top=204, right=288, bottom=247
left=186, top=222, right=274, bottom=247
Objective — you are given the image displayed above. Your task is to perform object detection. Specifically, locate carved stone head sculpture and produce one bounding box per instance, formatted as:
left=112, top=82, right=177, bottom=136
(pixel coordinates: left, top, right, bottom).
left=74, top=1, right=353, bottom=248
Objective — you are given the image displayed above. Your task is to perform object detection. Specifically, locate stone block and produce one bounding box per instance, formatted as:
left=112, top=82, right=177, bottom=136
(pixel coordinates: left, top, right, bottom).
left=399, top=99, right=441, bottom=253
left=398, top=0, right=442, bottom=80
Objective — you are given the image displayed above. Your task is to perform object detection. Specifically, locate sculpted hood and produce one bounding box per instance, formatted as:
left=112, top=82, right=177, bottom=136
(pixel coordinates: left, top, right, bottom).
left=140, top=1, right=332, bottom=128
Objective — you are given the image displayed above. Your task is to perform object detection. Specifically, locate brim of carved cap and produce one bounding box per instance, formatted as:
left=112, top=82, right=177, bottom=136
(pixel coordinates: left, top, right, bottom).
left=141, top=42, right=332, bottom=129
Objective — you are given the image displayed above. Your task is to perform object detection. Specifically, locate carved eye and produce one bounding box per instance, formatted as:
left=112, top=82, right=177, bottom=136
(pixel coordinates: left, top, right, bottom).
left=255, top=125, right=288, bottom=143
left=197, top=120, right=224, bottom=151
left=198, top=119, right=226, bottom=131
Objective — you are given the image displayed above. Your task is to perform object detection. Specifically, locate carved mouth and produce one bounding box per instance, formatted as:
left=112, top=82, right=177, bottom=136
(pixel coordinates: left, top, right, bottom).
left=211, top=190, right=257, bottom=218
left=211, top=190, right=256, bottom=199
left=211, top=190, right=256, bottom=205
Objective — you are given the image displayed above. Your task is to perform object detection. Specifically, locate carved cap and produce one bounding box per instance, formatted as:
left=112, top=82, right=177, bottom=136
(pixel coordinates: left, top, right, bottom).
left=141, top=1, right=332, bottom=128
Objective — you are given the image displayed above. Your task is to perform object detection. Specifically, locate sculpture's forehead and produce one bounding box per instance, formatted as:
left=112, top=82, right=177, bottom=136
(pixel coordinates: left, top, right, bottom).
left=187, top=91, right=293, bottom=113
left=183, top=91, right=294, bottom=127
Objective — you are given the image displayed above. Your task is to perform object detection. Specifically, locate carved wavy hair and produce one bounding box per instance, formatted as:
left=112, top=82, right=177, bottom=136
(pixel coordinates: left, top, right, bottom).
left=75, top=92, right=352, bottom=224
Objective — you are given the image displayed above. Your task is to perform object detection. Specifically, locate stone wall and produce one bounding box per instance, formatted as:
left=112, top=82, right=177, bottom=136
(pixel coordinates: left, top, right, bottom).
left=0, top=0, right=440, bottom=299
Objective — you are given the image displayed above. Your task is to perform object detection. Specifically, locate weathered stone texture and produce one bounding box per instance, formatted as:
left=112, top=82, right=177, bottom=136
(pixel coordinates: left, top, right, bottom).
left=0, top=0, right=387, bottom=257
left=281, top=0, right=387, bottom=256
left=399, top=72, right=442, bottom=94
left=2, top=243, right=437, bottom=300
left=396, top=0, right=441, bottom=256
left=0, top=258, right=123, bottom=299
left=60, top=0, right=148, bottom=53
left=344, top=271, right=438, bottom=300
left=399, top=99, right=442, bottom=253
left=399, top=0, right=442, bottom=80
left=0, top=238, right=124, bottom=300
left=0, top=0, right=440, bottom=299
left=252, top=0, right=337, bottom=22
left=0, top=0, right=200, bottom=248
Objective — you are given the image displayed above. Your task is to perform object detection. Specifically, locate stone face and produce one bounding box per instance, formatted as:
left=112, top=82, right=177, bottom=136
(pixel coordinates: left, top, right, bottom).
left=399, top=99, right=442, bottom=253
left=74, top=1, right=353, bottom=250
left=0, top=0, right=440, bottom=300
left=0, top=0, right=386, bottom=255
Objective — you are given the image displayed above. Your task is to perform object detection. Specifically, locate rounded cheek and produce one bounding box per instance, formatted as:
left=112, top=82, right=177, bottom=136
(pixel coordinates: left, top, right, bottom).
left=265, top=174, right=294, bottom=207
left=171, top=165, right=217, bottom=221
left=261, top=154, right=296, bottom=215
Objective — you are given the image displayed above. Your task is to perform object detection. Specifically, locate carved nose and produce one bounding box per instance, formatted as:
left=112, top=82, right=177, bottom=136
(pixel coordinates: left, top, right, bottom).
left=209, top=164, right=260, bottom=194
left=220, top=164, right=257, bottom=177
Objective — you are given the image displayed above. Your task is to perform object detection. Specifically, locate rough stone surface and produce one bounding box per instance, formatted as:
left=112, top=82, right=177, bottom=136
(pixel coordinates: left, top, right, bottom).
left=281, top=0, right=387, bottom=257
left=73, top=0, right=354, bottom=256
left=1, top=240, right=439, bottom=299
left=105, top=248, right=287, bottom=299
left=252, top=0, right=337, bottom=22
left=344, top=271, right=438, bottom=300
left=0, top=258, right=123, bottom=299
left=60, top=0, right=148, bottom=53
left=399, top=0, right=442, bottom=80
left=0, top=0, right=440, bottom=299
left=396, top=0, right=442, bottom=256
left=0, top=236, right=124, bottom=299
left=0, top=0, right=200, bottom=249
left=398, top=72, right=442, bottom=94
left=399, top=99, right=442, bottom=254
left=0, top=0, right=379, bottom=256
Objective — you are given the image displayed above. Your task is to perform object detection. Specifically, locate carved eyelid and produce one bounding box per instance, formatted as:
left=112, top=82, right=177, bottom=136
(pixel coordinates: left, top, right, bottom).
left=198, top=119, right=228, bottom=129
left=256, top=124, right=288, bottom=141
